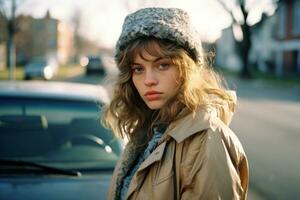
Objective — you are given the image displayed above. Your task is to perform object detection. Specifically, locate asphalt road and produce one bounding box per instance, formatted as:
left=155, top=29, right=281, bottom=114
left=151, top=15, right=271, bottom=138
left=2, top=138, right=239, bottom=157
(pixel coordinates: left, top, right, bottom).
left=66, top=72, right=300, bottom=200
left=229, top=78, right=300, bottom=199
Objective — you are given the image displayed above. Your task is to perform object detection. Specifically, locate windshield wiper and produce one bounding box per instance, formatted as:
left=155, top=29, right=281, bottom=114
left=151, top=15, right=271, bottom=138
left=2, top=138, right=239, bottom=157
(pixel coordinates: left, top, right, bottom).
left=0, top=159, right=81, bottom=176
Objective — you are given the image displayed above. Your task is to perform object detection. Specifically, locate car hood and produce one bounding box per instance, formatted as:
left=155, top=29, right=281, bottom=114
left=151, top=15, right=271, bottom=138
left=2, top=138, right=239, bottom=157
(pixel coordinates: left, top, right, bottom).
left=0, top=173, right=112, bottom=200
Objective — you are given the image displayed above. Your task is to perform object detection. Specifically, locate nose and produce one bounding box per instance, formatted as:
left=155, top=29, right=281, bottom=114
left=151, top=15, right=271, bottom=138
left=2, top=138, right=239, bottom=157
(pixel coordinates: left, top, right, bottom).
left=144, top=70, right=158, bottom=86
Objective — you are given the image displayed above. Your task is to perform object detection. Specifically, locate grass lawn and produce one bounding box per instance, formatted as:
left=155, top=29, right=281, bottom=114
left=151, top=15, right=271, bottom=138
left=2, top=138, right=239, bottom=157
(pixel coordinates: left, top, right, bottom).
left=251, top=70, right=300, bottom=86
left=217, top=68, right=300, bottom=87
left=0, top=64, right=84, bottom=81
left=0, top=67, right=24, bottom=80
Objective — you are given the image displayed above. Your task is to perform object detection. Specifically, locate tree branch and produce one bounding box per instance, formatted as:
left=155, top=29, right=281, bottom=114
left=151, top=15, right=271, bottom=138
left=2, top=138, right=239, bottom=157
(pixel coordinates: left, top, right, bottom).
left=216, top=0, right=239, bottom=24
left=0, top=2, right=8, bottom=20
left=216, top=0, right=232, bottom=14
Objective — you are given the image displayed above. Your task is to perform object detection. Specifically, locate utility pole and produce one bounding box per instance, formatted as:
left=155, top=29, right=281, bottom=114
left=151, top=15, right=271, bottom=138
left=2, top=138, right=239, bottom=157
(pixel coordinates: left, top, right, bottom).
left=8, top=0, right=16, bottom=80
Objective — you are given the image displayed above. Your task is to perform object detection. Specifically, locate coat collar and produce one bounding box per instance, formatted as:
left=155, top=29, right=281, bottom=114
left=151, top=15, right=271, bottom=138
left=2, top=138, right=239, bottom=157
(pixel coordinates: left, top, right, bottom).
left=165, top=107, right=217, bottom=143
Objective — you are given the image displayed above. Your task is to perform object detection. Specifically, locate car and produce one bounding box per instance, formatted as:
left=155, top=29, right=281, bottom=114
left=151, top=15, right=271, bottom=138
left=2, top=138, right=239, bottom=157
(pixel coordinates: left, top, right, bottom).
left=0, top=81, right=123, bottom=200
left=24, top=58, right=59, bottom=80
left=80, top=56, right=106, bottom=75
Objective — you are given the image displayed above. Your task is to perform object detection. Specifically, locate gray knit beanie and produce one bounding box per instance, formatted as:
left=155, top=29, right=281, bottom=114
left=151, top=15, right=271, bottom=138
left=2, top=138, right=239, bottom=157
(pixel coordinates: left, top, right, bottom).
left=115, top=7, right=203, bottom=63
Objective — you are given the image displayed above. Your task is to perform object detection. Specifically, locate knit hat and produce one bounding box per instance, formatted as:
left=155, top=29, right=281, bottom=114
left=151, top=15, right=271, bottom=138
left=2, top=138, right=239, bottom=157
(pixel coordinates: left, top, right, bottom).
left=115, top=7, right=203, bottom=63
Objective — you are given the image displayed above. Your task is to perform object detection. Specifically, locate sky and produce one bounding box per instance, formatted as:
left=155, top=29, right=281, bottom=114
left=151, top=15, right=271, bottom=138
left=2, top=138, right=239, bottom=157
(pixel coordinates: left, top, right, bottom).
left=13, top=0, right=277, bottom=49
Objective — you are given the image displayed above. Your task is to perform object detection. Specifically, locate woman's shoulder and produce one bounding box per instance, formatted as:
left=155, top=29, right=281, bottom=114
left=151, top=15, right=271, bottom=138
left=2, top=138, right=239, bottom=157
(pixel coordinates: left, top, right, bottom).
left=174, top=111, right=249, bottom=199
left=179, top=112, right=246, bottom=168
left=209, top=114, right=246, bottom=158
left=168, top=108, right=246, bottom=166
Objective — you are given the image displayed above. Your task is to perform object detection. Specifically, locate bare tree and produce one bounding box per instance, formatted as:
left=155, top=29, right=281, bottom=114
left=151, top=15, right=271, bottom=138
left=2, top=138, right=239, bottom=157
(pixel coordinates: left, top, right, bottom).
left=0, top=0, right=24, bottom=79
left=216, top=0, right=279, bottom=78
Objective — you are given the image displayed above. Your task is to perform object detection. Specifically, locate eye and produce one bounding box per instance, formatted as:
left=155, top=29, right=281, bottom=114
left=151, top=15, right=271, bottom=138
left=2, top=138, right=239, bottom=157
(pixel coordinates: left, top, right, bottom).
left=131, top=65, right=144, bottom=74
left=156, top=58, right=172, bottom=70
left=157, top=63, right=170, bottom=70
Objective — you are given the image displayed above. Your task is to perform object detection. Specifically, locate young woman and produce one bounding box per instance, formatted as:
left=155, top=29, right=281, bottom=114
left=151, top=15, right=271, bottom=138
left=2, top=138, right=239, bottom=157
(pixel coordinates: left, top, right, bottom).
left=103, top=7, right=248, bottom=200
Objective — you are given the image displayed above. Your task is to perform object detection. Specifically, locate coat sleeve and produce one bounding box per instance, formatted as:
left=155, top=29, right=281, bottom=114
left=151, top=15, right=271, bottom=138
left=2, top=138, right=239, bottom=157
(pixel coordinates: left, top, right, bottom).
left=178, top=128, right=248, bottom=200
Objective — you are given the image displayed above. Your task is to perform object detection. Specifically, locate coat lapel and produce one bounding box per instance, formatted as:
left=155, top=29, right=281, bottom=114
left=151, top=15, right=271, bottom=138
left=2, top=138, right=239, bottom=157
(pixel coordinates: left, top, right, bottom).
left=124, top=141, right=167, bottom=199
left=138, top=141, right=166, bottom=172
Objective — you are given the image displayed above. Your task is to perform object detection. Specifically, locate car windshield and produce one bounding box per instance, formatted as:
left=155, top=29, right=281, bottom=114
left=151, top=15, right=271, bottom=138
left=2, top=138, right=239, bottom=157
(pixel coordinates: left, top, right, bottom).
left=28, top=59, right=47, bottom=67
left=89, top=57, right=102, bottom=64
left=0, top=97, right=120, bottom=172
left=89, top=57, right=100, bottom=62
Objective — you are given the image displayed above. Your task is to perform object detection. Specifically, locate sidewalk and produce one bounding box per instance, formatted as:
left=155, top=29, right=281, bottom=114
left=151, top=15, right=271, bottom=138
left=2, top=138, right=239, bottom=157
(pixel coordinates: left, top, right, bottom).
left=248, top=188, right=266, bottom=200
left=226, top=76, right=300, bottom=102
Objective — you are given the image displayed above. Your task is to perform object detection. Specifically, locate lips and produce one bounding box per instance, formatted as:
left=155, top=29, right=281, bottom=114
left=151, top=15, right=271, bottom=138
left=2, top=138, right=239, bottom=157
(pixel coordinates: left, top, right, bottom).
left=144, top=91, right=162, bottom=101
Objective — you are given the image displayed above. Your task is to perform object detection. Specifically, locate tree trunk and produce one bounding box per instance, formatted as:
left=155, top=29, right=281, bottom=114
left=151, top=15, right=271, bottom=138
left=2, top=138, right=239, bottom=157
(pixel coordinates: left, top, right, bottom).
left=239, top=23, right=252, bottom=78
left=6, top=0, right=16, bottom=80
left=6, top=18, right=16, bottom=80
left=238, top=2, right=252, bottom=79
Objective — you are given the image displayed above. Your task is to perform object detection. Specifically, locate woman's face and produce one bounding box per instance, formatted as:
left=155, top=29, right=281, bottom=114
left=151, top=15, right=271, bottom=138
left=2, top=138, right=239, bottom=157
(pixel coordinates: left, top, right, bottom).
left=131, top=44, right=181, bottom=110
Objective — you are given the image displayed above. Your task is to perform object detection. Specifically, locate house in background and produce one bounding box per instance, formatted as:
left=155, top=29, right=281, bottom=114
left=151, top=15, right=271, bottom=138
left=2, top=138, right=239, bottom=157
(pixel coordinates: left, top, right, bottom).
left=275, top=0, right=300, bottom=75
left=216, top=0, right=300, bottom=76
left=0, top=43, right=5, bottom=70
left=57, top=21, right=74, bottom=64
left=0, top=12, right=7, bottom=70
left=15, top=10, right=74, bottom=65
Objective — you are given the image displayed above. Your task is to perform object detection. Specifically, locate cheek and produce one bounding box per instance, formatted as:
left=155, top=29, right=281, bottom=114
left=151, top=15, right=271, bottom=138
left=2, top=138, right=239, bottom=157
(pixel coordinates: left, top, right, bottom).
left=170, top=71, right=181, bottom=89
left=132, top=76, right=142, bottom=94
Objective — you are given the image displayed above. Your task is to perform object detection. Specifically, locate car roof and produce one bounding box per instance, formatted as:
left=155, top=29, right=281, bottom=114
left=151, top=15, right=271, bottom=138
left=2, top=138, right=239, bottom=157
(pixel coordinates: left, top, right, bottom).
left=0, top=81, right=110, bottom=103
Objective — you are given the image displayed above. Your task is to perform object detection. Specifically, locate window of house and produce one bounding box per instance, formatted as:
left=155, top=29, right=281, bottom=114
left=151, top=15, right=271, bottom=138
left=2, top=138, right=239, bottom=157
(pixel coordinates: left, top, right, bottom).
left=292, top=1, right=300, bottom=36
left=278, top=4, right=286, bottom=38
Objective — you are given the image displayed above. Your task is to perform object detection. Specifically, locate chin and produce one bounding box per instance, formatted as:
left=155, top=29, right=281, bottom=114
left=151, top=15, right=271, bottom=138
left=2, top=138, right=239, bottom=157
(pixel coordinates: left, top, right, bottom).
left=146, top=102, right=164, bottom=110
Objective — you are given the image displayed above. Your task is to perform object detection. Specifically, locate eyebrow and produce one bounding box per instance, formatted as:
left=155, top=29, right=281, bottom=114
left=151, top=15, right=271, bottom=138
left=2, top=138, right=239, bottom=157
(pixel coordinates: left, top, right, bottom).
left=132, top=57, right=169, bottom=66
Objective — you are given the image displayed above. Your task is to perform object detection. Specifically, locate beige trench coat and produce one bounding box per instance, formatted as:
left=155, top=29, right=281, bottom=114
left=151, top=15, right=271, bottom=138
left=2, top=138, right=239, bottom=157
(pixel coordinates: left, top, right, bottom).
left=108, top=95, right=249, bottom=200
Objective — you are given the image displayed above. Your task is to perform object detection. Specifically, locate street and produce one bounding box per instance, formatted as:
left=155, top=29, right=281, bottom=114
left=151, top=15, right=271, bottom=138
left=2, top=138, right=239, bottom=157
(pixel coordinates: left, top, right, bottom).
left=230, top=78, right=300, bottom=199
left=66, top=73, right=300, bottom=199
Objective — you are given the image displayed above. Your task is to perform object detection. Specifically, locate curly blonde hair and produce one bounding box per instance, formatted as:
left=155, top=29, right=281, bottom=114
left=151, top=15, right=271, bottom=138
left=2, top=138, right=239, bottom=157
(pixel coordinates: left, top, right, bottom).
left=102, top=37, right=234, bottom=141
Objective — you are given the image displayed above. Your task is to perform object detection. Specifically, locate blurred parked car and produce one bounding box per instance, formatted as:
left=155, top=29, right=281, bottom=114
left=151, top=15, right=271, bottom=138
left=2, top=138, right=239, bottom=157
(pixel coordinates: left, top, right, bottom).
left=24, top=58, right=59, bottom=80
left=0, top=81, right=123, bottom=200
left=80, top=56, right=105, bottom=75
